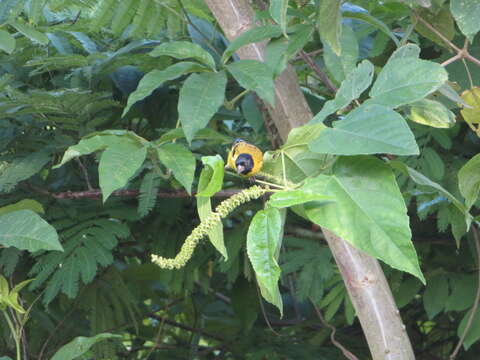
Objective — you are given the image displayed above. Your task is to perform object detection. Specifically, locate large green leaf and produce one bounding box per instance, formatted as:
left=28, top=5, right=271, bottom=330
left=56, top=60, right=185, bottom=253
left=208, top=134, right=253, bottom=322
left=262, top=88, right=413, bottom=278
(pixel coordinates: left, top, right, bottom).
left=150, top=41, right=216, bottom=70
left=197, top=162, right=226, bottom=259
left=268, top=179, right=334, bottom=208
left=54, top=130, right=146, bottom=168
left=311, top=60, right=375, bottom=123
left=450, top=0, right=480, bottom=42
left=247, top=208, right=283, bottom=315
left=51, top=333, right=122, bottom=360
left=368, top=57, right=448, bottom=108
left=423, top=274, right=448, bottom=319
left=222, top=25, right=282, bottom=62
left=227, top=60, right=275, bottom=106
left=301, top=157, right=425, bottom=283
left=9, top=20, right=49, bottom=45
left=196, top=155, right=224, bottom=197
left=317, top=0, right=342, bottom=55
left=458, top=153, right=480, bottom=210
left=0, top=199, right=44, bottom=216
left=99, top=143, right=147, bottom=202
left=323, top=25, right=358, bottom=84
left=269, top=0, right=288, bottom=35
left=178, top=71, right=227, bottom=144
left=309, top=103, right=419, bottom=155
left=409, top=99, right=456, bottom=128
left=157, top=143, right=196, bottom=194
left=0, top=210, right=62, bottom=252
left=414, top=8, right=454, bottom=48
left=122, top=62, right=208, bottom=116
left=0, top=30, right=15, bottom=54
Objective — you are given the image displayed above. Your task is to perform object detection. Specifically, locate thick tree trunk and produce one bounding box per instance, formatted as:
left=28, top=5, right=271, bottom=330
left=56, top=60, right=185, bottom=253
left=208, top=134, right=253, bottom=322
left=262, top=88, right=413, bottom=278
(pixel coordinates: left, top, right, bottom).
left=204, top=1, right=416, bottom=359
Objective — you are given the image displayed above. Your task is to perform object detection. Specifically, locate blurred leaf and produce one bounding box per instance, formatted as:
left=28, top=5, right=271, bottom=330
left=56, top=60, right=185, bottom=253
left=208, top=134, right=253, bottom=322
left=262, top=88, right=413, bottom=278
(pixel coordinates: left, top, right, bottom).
left=150, top=41, right=216, bottom=70
left=0, top=199, right=44, bottom=216
left=268, top=179, right=334, bottom=208
left=323, top=25, right=358, bottom=84
left=222, top=25, right=282, bottom=62
left=51, top=333, right=122, bottom=360
left=457, top=307, right=480, bottom=350
left=178, top=71, right=227, bottom=144
left=157, top=143, right=196, bottom=194
left=247, top=207, right=283, bottom=316
left=423, top=275, right=448, bottom=319
left=445, top=275, right=476, bottom=311
left=197, top=162, right=226, bottom=259
left=269, top=0, right=288, bottom=35
left=311, top=60, right=374, bottom=123
left=122, top=62, right=208, bottom=116
left=9, top=20, right=49, bottom=45
left=414, top=8, right=454, bottom=48
left=317, top=0, right=342, bottom=55
left=450, top=0, right=480, bottom=42
left=458, top=153, right=480, bottom=210
left=409, top=99, right=456, bottom=128
left=241, top=94, right=264, bottom=132
left=196, top=155, right=224, bottom=197
left=343, top=10, right=399, bottom=46
left=0, top=29, right=15, bottom=54
left=394, top=277, right=423, bottom=308
left=460, top=87, right=480, bottom=129
left=227, top=60, right=275, bottom=106
left=368, top=57, right=448, bottom=108
left=0, top=210, right=62, bottom=252
left=302, top=157, right=425, bottom=283
left=309, top=103, right=419, bottom=155
left=421, top=147, right=445, bottom=181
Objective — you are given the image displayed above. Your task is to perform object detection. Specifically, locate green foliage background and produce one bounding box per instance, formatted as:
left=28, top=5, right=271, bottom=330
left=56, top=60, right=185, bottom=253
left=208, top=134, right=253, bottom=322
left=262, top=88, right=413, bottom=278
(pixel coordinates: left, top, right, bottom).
left=1, top=0, right=480, bottom=359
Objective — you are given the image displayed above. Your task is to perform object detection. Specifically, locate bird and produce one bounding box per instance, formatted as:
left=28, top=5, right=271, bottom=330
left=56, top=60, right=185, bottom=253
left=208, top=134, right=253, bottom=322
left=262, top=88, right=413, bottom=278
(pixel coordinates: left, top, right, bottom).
left=226, top=138, right=263, bottom=177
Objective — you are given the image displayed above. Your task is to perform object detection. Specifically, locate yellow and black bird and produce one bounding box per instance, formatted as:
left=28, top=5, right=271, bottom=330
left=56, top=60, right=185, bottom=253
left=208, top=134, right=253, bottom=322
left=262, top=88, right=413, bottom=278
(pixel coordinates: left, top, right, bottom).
left=227, top=138, right=263, bottom=177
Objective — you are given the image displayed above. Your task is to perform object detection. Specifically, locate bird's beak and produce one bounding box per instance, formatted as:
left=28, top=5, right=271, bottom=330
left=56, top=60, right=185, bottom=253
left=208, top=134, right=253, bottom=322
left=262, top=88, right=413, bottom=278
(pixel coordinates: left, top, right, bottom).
left=236, top=164, right=245, bottom=174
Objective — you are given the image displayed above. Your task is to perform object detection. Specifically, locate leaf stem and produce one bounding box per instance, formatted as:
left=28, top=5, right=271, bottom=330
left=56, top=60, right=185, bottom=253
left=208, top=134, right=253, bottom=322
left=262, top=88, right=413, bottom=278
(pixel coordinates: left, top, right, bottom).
left=3, top=311, right=21, bottom=360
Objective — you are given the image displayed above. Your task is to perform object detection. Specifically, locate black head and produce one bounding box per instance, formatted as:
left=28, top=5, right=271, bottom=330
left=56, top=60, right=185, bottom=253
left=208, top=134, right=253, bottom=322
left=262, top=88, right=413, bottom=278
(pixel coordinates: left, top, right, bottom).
left=235, top=153, right=254, bottom=175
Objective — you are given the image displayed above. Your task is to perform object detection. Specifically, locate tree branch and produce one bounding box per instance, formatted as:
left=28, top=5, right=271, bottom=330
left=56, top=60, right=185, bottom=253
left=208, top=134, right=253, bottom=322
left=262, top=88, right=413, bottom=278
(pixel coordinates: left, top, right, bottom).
left=298, top=50, right=338, bottom=93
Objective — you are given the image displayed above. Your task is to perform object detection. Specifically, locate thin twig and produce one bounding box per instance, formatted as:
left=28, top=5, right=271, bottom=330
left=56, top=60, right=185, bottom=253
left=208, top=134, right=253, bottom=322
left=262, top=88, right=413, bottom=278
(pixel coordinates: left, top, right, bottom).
left=310, top=299, right=359, bottom=360
left=75, top=158, right=93, bottom=190
left=449, top=224, right=480, bottom=360
left=298, top=50, right=338, bottom=93
left=414, top=13, right=461, bottom=53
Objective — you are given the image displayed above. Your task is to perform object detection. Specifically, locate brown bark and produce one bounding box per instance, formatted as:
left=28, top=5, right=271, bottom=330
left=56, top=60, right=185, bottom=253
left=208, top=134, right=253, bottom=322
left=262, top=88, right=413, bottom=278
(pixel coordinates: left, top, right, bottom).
left=203, top=0, right=416, bottom=359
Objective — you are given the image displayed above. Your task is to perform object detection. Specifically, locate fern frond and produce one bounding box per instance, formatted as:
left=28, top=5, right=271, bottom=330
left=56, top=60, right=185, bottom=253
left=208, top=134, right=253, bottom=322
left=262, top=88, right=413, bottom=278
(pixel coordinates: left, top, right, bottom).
left=130, top=0, right=150, bottom=37
left=138, top=171, right=160, bottom=217
left=0, top=248, right=21, bottom=276
left=89, top=0, right=117, bottom=31
left=111, top=0, right=137, bottom=35
left=0, top=151, right=51, bottom=193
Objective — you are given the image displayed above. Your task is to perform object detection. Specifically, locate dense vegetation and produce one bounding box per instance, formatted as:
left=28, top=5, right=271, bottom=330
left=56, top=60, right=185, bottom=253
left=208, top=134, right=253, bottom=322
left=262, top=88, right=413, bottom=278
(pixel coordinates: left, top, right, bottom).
left=1, top=0, right=480, bottom=359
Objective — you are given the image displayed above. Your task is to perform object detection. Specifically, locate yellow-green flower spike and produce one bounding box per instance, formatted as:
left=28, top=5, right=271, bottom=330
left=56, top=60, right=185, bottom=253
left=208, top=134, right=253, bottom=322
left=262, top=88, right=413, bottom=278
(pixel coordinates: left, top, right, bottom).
left=151, top=186, right=267, bottom=269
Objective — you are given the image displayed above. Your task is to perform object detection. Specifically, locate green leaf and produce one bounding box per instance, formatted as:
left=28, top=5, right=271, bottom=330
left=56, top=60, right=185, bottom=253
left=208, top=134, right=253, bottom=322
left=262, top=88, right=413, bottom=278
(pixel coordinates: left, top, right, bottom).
left=122, top=62, right=208, bottom=116
left=0, top=199, right=44, bottom=216
left=0, top=29, right=15, bottom=54
left=196, top=155, right=224, bottom=197
left=414, top=8, right=454, bottom=48
left=157, top=143, right=196, bottom=194
left=409, top=99, right=456, bottom=128
left=150, top=41, right=216, bottom=70
left=450, top=0, right=480, bottom=42
left=227, top=60, right=275, bottom=106
left=317, top=0, right=342, bottom=55
left=389, top=43, right=421, bottom=61
left=458, top=153, right=480, bottom=210
left=156, top=128, right=232, bottom=145
left=0, top=210, right=62, bottom=252
left=323, top=25, right=358, bottom=84
left=311, top=60, right=375, bottom=123
left=197, top=165, right=226, bottom=259
left=302, top=157, right=425, bottom=283
left=51, top=333, right=122, bottom=360
left=9, top=21, right=49, bottom=45
left=445, top=275, right=476, bottom=311
left=368, top=57, right=448, bottom=108
left=137, top=171, right=160, bottom=218
left=0, top=275, right=9, bottom=299
left=268, top=179, right=334, bottom=208
left=0, top=151, right=50, bottom=193
left=222, top=25, right=282, bottom=63
left=423, top=274, right=448, bottom=319
left=343, top=11, right=400, bottom=47
left=54, top=130, right=146, bottom=168
left=458, top=307, right=480, bottom=350
left=178, top=71, right=227, bottom=144
left=247, top=208, right=283, bottom=316
left=99, top=144, right=147, bottom=202
left=309, top=103, right=419, bottom=155
left=269, top=0, right=288, bottom=36
left=389, top=161, right=469, bottom=217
